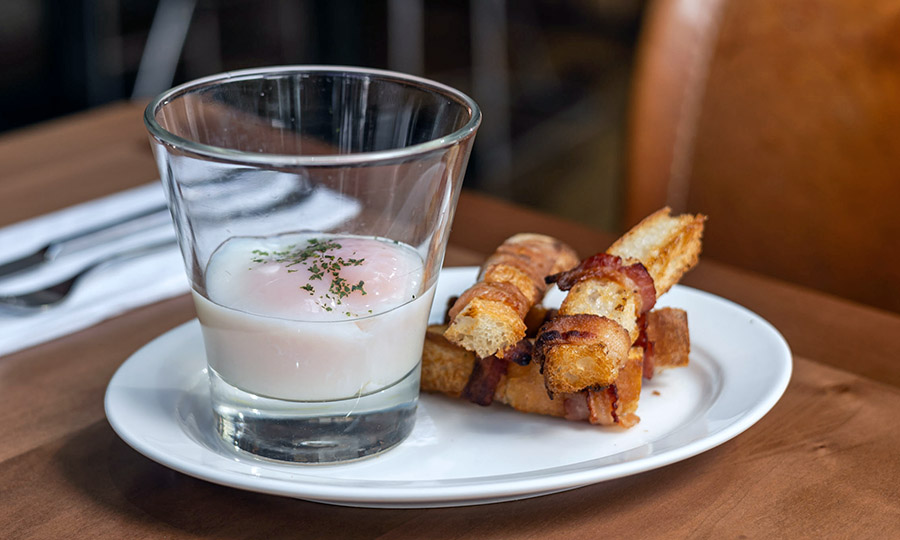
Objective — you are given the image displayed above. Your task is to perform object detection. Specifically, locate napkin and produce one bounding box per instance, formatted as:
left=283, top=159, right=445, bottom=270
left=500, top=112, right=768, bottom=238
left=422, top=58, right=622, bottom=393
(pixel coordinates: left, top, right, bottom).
left=0, top=181, right=361, bottom=357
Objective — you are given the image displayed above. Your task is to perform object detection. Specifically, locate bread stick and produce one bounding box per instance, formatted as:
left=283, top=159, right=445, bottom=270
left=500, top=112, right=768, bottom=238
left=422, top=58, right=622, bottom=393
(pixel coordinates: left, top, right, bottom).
left=536, top=208, right=704, bottom=395
left=444, top=234, right=579, bottom=359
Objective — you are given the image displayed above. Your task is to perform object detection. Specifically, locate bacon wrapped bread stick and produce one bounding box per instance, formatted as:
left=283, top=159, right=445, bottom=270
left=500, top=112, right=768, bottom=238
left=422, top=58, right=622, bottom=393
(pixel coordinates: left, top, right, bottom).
left=536, top=208, right=705, bottom=395
left=444, top=234, right=579, bottom=359
left=421, top=306, right=690, bottom=428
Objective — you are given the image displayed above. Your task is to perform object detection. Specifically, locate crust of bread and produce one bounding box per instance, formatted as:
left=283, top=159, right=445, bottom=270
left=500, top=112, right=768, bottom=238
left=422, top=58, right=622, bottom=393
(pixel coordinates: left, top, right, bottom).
left=497, top=361, right=568, bottom=417
left=421, top=325, right=475, bottom=397
left=541, top=341, right=626, bottom=394
left=559, top=279, right=640, bottom=342
left=611, top=347, right=644, bottom=427
left=443, top=298, right=528, bottom=359
left=607, top=207, right=706, bottom=296
left=482, top=264, right=541, bottom=304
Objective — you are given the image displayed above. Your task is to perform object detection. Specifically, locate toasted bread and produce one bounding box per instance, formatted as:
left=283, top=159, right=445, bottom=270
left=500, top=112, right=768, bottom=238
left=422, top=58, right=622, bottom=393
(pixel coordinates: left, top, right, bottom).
left=444, top=233, right=578, bottom=358
left=608, top=207, right=706, bottom=296
left=421, top=326, right=476, bottom=397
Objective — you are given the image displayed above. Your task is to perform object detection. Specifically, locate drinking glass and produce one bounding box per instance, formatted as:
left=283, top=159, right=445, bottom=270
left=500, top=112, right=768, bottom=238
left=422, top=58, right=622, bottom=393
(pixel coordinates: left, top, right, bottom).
left=144, top=66, right=480, bottom=463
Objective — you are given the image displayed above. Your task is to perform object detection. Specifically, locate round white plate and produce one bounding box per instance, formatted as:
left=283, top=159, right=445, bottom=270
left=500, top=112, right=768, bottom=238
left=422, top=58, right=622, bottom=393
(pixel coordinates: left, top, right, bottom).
left=105, top=267, right=792, bottom=508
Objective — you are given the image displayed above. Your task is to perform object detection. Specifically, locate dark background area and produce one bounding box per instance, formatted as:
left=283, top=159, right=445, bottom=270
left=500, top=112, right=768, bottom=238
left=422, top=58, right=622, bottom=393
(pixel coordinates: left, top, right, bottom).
left=0, top=0, right=644, bottom=231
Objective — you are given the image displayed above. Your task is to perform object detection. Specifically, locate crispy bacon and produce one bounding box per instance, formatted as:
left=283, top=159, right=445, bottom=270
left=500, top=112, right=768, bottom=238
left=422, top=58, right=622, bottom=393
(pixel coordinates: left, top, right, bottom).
left=461, top=355, right=509, bottom=406
left=532, top=314, right=630, bottom=371
left=447, top=281, right=531, bottom=320
left=563, top=387, right=622, bottom=425
left=502, top=338, right=534, bottom=366
left=634, top=314, right=656, bottom=379
left=563, top=393, right=590, bottom=421
left=546, top=253, right=657, bottom=314
left=587, top=386, right=618, bottom=425
left=486, top=237, right=575, bottom=287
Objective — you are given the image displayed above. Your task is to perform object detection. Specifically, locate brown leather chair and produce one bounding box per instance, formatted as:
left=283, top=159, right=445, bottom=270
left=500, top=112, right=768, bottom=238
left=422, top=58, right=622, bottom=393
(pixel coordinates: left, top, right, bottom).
left=625, top=0, right=900, bottom=313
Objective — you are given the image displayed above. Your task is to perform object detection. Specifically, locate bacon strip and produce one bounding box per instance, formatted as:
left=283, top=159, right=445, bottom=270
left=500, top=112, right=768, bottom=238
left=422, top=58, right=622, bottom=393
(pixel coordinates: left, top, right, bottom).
left=587, top=386, right=618, bottom=425
left=461, top=337, right=533, bottom=406
left=533, top=314, right=629, bottom=352
left=448, top=281, right=531, bottom=320
left=503, top=338, right=534, bottom=366
left=461, top=355, right=509, bottom=406
left=547, top=253, right=657, bottom=314
left=532, top=314, right=631, bottom=396
left=563, top=393, right=590, bottom=421
left=634, top=314, right=655, bottom=379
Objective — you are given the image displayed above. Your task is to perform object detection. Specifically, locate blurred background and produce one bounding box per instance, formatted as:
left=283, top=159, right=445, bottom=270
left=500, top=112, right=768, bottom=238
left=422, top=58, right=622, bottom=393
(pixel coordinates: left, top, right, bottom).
left=0, top=0, right=644, bottom=232
left=6, top=0, right=900, bottom=314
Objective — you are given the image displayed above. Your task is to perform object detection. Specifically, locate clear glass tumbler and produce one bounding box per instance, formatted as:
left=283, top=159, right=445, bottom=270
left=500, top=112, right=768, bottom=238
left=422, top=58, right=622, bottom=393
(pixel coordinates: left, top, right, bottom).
left=144, top=66, right=480, bottom=463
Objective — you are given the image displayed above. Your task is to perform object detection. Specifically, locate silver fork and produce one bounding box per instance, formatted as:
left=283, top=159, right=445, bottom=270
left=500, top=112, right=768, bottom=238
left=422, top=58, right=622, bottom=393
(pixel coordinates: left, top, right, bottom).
left=0, top=239, right=178, bottom=313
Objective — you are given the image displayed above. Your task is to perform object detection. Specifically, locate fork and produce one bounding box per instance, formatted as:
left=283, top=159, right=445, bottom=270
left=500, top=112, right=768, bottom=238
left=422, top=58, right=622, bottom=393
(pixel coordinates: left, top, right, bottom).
left=0, top=239, right=178, bottom=313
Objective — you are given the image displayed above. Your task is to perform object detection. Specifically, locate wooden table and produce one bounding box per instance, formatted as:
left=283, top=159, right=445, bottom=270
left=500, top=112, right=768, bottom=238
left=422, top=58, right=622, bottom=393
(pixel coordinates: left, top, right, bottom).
left=1, top=103, right=898, bottom=539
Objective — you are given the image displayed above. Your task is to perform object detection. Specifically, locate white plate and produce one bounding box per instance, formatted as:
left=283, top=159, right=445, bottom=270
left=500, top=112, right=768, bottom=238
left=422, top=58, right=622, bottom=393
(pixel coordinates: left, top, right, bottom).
left=105, top=267, right=791, bottom=508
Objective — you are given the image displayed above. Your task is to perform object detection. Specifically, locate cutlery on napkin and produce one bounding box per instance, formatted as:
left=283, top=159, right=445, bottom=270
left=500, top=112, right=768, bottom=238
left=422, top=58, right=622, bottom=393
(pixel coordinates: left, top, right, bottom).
left=0, top=183, right=185, bottom=357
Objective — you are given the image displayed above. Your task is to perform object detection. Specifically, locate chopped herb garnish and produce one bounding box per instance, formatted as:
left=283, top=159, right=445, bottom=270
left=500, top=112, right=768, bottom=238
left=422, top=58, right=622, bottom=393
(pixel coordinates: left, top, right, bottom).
left=249, top=236, right=370, bottom=314
left=351, top=280, right=367, bottom=295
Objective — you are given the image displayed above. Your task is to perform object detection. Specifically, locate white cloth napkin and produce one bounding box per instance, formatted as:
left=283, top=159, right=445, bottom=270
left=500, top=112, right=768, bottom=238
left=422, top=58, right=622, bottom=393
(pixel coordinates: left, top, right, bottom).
left=0, top=181, right=361, bottom=357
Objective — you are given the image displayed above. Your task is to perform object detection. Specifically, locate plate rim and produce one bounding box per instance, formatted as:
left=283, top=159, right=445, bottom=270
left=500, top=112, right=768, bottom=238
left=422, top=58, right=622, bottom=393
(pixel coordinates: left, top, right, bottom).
left=105, top=266, right=793, bottom=507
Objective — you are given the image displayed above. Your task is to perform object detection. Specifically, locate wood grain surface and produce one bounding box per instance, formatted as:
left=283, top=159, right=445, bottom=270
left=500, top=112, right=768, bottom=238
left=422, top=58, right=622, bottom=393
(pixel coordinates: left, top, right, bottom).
left=1, top=102, right=898, bottom=539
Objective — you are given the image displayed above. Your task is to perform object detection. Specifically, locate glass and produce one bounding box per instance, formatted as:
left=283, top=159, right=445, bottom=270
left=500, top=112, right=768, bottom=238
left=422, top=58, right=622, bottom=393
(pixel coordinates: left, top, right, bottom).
left=145, top=66, right=480, bottom=463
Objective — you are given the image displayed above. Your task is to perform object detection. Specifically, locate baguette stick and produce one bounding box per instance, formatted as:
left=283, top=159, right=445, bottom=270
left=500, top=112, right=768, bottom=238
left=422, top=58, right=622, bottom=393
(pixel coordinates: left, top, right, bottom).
left=444, top=234, right=579, bottom=358
left=538, top=208, right=704, bottom=395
